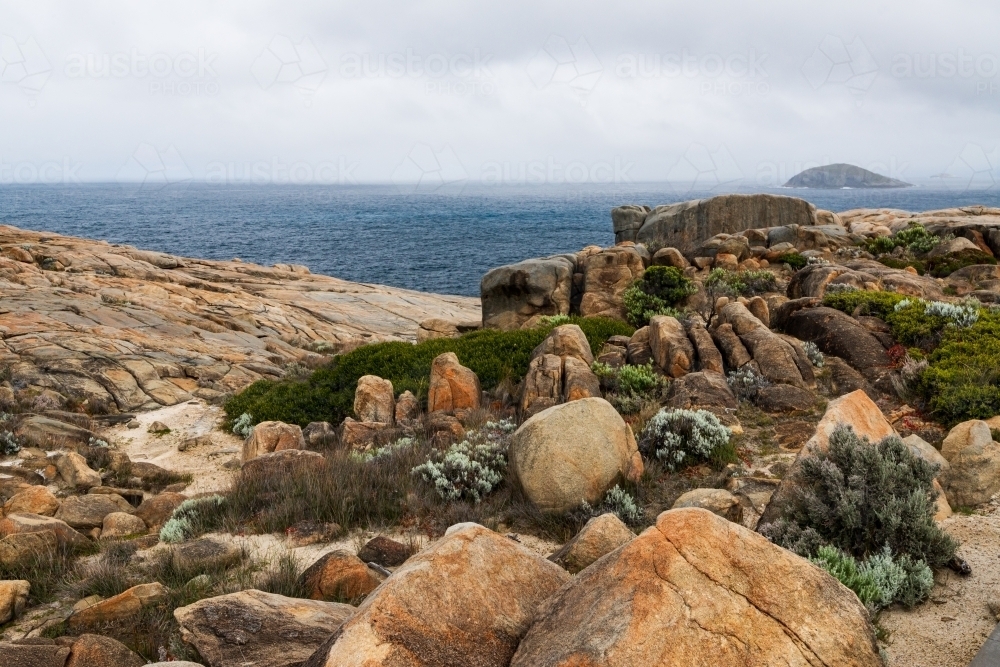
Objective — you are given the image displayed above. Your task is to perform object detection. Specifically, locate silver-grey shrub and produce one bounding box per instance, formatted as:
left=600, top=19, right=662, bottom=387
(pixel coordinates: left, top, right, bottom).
left=639, top=408, right=732, bottom=471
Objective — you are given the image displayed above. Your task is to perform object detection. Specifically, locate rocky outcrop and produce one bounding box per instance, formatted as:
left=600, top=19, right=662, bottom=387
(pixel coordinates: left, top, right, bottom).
left=611, top=204, right=650, bottom=243
left=664, top=371, right=738, bottom=411
left=427, top=352, right=481, bottom=413
left=511, top=508, right=881, bottom=667
left=54, top=493, right=133, bottom=529
left=938, top=420, right=1000, bottom=507
left=65, top=634, right=145, bottom=667
left=354, top=375, right=395, bottom=424
left=715, top=302, right=813, bottom=388
left=510, top=398, right=643, bottom=513
left=2, top=486, right=60, bottom=517
left=634, top=194, right=818, bottom=255
left=175, top=589, right=355, bottom=667
left=242, top=421, right=305, bottom=462
left=578, top=246, right=645, bottom=318
left=299, top=550, right=382, bottom=603
left=649, top=315, right=694, bottom=378
left=0, top=580, right=29, bottom=623
left=69, top=582, right=170, bottom=629
left=522, top=325, right=600, bottom=414
left=305, top=523, right=570, bottom=667
left=0, top=225, right=478, bottom=413
left=782, top=306, right=891, bottom=379
left=480, top=255, right=575, bottom=329
left=784, top=163, right=911, bottom=189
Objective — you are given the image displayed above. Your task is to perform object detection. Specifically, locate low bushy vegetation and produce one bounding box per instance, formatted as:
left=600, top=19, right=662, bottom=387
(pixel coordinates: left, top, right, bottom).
left=776, top=252, right=808, bottom=270
left=704, top=268, right=777, bottom=297
left=924, top=249, right=997, bottom=277
left=726, top=366, right=769, bottom=402
left=863, top=223, right=941, bottom=256
left=160, top=495, right=227, bottom=543
left=224, top=316, right=632, bottom=428
left=638, top=408, right=736, bottom=470
left=622, top=265, right=696, bottom=327
left=592, top=361, right=668, bottom=414
left=825, top=289, right=1000, bottom=423
left=412, top=419, right=514, bottom=503
left=575, top=485, right=643, bottom=526
left=810, top=545, right=934, bottom=612
left=761, top=425, right=956, bottom=609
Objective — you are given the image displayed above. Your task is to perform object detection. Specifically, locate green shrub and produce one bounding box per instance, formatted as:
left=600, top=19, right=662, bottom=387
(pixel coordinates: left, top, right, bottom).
left=599, top=485, right=643, bottom=525
left=924, top=249, right=997, bottom=277
left=760, top=424, right=957, bottom=569
left=863, top=223, right=942, bottom=256
left=864, top=235, right=897, bottom=255
left=593, top=361, right=666, bottom=397
left=726, top=367, right=769, bottom=402
left=822, top=288, right=908, bottom=319
left=159, top=496, right=227, bottom=543
left=231, top=413, right=253, bottom=439
left=704, top=268, right=777, bottom=297
left=810, top=545, right=934, bottom=612
left=639, top=408, right=735, bottom=470
left=622, top=266, right=695, bottom=327
left=776, top=252, right=808, bottom=270
left=224, top=317, right=633, bottom=428
left=878, top=257, right=926, bottom=275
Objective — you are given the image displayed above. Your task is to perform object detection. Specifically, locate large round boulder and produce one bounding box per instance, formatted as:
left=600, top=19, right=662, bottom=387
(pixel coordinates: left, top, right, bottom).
left=511, top=508, right=882, bottom=667
left=510, top=397, right=643, bottom=513
left=305, top=523, right=571, bottom=667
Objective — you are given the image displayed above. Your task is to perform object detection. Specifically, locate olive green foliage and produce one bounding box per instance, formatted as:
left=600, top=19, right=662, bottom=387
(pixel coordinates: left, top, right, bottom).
left=776, top=252, right=808, bottom=270
left=822, top=288, right=908, bottom=319
left=593, top=361, right=668, bottom=414
left=622, top=265, right=696, bottom=327
left=761, top=425, right=957, bottom=570
left=810, top=545, right=934, bottom=612
left=824, top=290, right=1000, bottom=424
left=704, top=268, right=777, bottom=297
left=863, top=222, right=940, bottom=256
left=878, top=257, right=926, bottom=275
left=224, top=316, right=633, bottom=428
left=924, top=249, right=997, bottom=278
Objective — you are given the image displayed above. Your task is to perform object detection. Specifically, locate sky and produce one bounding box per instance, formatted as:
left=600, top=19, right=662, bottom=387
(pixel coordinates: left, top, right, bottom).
left=2, top=0, right=1000, bottom=190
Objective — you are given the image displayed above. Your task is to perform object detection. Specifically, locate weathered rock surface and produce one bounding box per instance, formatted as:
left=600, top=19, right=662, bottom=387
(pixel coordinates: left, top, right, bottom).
left=299, top=550, right=382, bottom=603
left=0, top=579, right=30, bottom=623
left=521, top=354, right=563, bottom=416
left=938, top=420, right=1000, bottom=507
left=305, top=523, right=570, bottom=667
left=0, top=642, right=71, bottom=666
left=65, top=634, right=145, bottom=667
left=354, top=375, right=395, bottom=424
left=427, top=352, right=481, bottom=413
left=357, top=535, right=411, bottom=567
left=54, top=493, right=133, bottom=529
left=511, top=508, right=881, bottom=667
left=548, top=513, right=634, bottom=574
left=782, top=306, right=890, bottom=379
left=134, top=491, right=186, bottom=530
left=69, top=582, right=170, bottom=629
left=101, top=511, right=147, bottom=538
left=14, top=415, right=97, bottom=450
left=242, top=420, right=305, bottom=462
left=664, top=371, right=738, bottom=411
left=0, top=512, right=87, bottom=548
left=649, top=315, right=694, bottom=378
left=0, top=531, right=58, bottom=568
left=635, top=194, right=818, bottom=255
left=531, top=324, right=593, bottom=364
left=175, top=589, right=355, bottom=667
left=2, top=486, right=60, bottom=517
left=54, top=452, right=101, bottom=490
left=0, top=225, right=477, bottom=413
left=172, top=537, right=243, bottom=573
left=672, top=488, right=743, bottom=522
left=510, top=398, right=643, bottom=513
left=481, top=255, right=575, bottom=329
left=716, top=302, right=812, bottom=388
left=578, top=246, right=645, bottom=319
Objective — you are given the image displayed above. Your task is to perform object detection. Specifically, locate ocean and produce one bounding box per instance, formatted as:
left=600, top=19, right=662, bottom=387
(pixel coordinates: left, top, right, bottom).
left=1, top=183, right=998, bottom=297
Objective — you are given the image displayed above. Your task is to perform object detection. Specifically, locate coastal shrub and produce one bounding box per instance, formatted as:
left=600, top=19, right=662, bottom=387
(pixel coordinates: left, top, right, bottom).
left=810, top=545, right=934, bottom=612
left=231, top=412, right=253, bottom=439
left=0, top=430, right=21, bottom=455
left=574, top=485, right=643, bottom=527
left=924, top=249, right=996, bottom=278
left=622, top=266, right=695, bottom=327
left=639, top=408, right=734, bottom=470
left=704, top=268, right=777, bottom=297
left=411, top=420, right=513, bottom=503
left=593, top=361, right=666, bottom=397
left=224, top=316, right=633, bottom=428
left=760, top=424, right=957, bottom=569
left=776, top=252, right=808, bottom=270
left=822, top=288, right=908, bottom=319
left=863, top=223, right=942, bottom=256
left=878, top=257, right=926, bottom=275
left=726, top=366, right=769, bottom=402
left=159, top=495, right=227, bottom=543
left=803, top=341, right=825, bottom=367
left=352, top=436, right=416, bottom=463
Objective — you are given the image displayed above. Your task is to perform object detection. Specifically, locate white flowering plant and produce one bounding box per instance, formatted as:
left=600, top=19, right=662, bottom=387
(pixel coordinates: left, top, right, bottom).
left=639, top=408, right=732, bottom=471
left=411, top=419, right=514, bottom=503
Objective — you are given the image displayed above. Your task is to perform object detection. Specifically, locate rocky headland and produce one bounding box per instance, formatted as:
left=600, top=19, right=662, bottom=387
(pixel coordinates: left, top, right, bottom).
left=784, top=163, right=913, bottom=188
left=3, top=194, right=1000, bottom=666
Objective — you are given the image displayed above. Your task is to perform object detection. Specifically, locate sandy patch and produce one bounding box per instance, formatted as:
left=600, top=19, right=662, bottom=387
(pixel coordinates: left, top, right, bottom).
left=881, top=510, right=1000, bottom=666
left=102, top=400, right=244, bottom=496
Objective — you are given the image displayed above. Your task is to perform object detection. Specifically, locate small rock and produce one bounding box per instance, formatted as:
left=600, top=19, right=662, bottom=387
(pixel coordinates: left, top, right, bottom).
left=0, top=531, right=57, bottom=568
left=427, top=352, right=481, bottom=413
left=340, top=418, right=389, bottom=449
left=242, top=421, right=305, bottom=462
left=299, top=550, right=382, bottom=603
left=0, top=642, right=71, bottom=666
left=303, top=421, right=337, bottom=449
left=69, top=582, right=170, bottom=629
left=0, top=513, right=88, bottom=549
left=548, top=513, right=634, bottom=574
left=672, top=488, right=743, bottom=523
left=0, top=580, right=30, bottom=623
left=2, top=486, right=60, bottom=517
left=54, top=494, right=134, bottom=529
left=147, top=421, right=170, bottom=434
left=65, top=633, right=145, bottom=667
left=126, top=420, right=140, bottom=429
left=134, top=492, right=187, bottom=531
left=55, top=452, right=102, bottom=490
left=357, top=535, right=411, bottom=567
left=178, top=434, right=212, bottom=451
left=394, top=390, right=420, bottom=425
left=101, top=512, right=147, bottom=539
left=172, top=537, right=242, bottom=573
left=354, top=375, right=395, bottom=425
left=285, top=520, right=342, bottom=547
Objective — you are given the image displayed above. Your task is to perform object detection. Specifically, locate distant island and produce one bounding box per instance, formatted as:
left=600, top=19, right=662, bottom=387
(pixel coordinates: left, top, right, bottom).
left=783, top=163, right=912, bottom=189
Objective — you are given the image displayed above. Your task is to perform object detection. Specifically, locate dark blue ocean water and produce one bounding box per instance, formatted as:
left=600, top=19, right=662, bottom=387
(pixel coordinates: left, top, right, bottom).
left=1, top=183, right=998, bottom=296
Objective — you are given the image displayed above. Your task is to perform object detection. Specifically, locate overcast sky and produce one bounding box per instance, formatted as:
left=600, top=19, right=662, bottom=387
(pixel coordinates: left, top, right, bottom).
left=2, top=0, right=999, bottom=189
